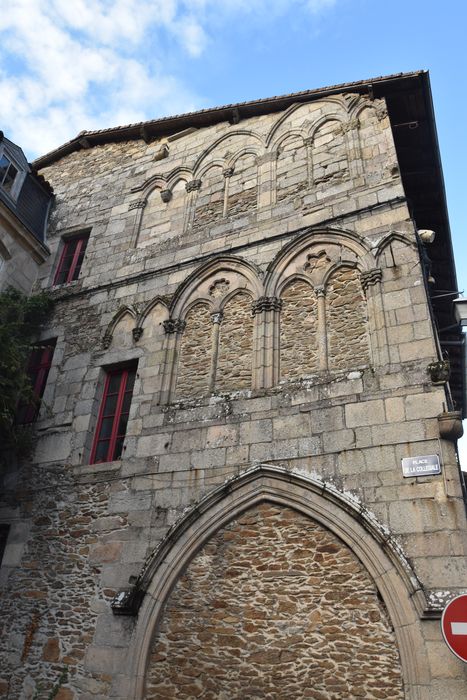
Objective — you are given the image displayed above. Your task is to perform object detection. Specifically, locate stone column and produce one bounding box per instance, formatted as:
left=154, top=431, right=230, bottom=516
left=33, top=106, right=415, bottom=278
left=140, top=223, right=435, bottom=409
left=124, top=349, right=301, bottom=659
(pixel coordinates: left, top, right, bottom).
left=209, top=312, right=223, bottom=393
left=252, top=297, right=282, bottom=389
left=256, top=152, right=276, bottom=209
left=315, top=286, right=328, bottom=371
left=184, top=179, right=201, bottom=232
left=129, top=199, right=147, bottom=248
left=304, top=136, right=314, bottom=190
left=342, top=118, right=363, bottom=181
left=160, top=318, right=186, bottom=403
left=222, top=168, right=234, bottom=218
left=361, top=268, right=387, bottom=366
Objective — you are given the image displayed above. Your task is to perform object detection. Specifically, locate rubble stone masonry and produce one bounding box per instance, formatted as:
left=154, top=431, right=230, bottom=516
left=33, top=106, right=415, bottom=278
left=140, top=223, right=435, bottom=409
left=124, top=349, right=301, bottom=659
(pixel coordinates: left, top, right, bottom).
left=146, top=503, right=404, bottom=700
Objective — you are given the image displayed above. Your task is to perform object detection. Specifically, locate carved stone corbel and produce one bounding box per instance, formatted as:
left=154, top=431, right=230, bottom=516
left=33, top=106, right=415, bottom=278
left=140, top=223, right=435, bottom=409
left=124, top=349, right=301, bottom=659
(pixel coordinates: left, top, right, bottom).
left=251, top=297, right=283, bottom=315
left=102, top=331, right=113, bottom=350
left=160, top=189, right=172, bottom=203
left=361, top=268, right=383, bottom=291
left=376, top=103, right=388, bottom=121
left=132, top=327, right=144, bottom=342
left=341, top=118, right=360, bottom=134
left=427, top=360, right=450, bottom=385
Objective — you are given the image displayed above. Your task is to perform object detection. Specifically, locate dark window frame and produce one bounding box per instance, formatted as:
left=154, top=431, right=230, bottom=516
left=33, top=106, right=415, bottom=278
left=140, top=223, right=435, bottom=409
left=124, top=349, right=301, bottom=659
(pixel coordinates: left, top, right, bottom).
left=0, top=524, right=10, bottom=566
left=53, top=233, right=89, bottom=285
left=0, top=150, right=24, bottom=200
left=90, top=365, right=136, bottom=464
left=16, top=340, right=56, bottom=424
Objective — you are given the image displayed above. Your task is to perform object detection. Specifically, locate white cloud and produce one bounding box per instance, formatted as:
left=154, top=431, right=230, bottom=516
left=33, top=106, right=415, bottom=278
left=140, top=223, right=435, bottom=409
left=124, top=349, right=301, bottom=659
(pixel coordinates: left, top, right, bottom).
left=0, top=0, right=339, bottom=158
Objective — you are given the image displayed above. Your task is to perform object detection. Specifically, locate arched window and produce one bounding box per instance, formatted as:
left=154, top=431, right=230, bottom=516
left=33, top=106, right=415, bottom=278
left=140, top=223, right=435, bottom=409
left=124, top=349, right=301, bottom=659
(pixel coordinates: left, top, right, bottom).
left=326, top=268, right=369, bottom=370
left=280, top=279, right=318, bottom=379
left=216, top=292, right=254, bottom=392
left=176, top=303, right=212, bottom=398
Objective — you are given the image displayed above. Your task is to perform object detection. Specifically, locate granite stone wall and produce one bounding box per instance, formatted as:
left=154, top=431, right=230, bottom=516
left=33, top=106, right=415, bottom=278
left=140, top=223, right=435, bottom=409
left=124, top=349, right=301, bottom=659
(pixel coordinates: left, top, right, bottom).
left=1, top=91, right=466, bottom=699
left=177, top=303, right=212, bottom=398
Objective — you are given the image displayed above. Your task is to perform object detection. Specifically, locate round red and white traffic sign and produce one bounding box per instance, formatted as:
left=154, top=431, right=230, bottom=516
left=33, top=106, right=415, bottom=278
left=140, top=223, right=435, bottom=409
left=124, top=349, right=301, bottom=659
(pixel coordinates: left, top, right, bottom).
left=441, top=594, right=467, bottom=662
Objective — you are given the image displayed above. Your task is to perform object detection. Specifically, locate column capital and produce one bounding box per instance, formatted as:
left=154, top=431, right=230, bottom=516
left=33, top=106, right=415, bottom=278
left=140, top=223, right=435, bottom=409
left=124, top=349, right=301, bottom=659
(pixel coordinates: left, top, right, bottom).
left=211, top=311, right=224, bottom=325
left=223, top=167, right=234, bottom=179
left=315, top=285, right=326, bottom=298
left=252, top=296, right=283, bottom=315
left=129, top=199, right=147, bottom=210
left=361, top=268, right=383, bottom=290
left=163, top=318, right=186, bottom=334
left=185, top=179, right=202, bottom=193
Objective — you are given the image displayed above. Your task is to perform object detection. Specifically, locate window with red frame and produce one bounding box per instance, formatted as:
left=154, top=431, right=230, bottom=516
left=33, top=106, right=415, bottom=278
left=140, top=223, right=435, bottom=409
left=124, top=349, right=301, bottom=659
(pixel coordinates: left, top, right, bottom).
left=54, top=233, right=89, bottom=285
left=90, top=366, right=136, bottom=464
left=17, top=340, right=56, bottom=423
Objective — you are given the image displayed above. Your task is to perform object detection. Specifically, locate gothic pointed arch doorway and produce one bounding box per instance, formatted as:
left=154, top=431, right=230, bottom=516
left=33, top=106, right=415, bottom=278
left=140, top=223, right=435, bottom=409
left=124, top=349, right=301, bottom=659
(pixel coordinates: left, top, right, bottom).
left=125, top=466, right=429, bottom=700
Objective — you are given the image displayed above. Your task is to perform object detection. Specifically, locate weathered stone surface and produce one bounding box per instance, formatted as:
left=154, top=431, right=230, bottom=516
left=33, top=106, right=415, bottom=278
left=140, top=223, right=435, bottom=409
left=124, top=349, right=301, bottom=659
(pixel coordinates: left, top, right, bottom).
left=280, top=280, right=318, bottom=378
left=326, top=267, right=369, bottom=369
left=177, top=303, right=212, bottom=398
left=1, top=85, right=465, bottom=699
left=146, top=504, right=404, bottom=700
left=216, top=292, right=254, bottom=391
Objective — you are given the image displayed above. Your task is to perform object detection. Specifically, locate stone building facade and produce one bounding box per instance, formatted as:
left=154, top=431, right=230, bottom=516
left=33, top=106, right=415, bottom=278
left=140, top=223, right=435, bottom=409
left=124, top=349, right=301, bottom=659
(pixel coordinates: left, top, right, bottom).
left=1, top=71, right=467, bottom=699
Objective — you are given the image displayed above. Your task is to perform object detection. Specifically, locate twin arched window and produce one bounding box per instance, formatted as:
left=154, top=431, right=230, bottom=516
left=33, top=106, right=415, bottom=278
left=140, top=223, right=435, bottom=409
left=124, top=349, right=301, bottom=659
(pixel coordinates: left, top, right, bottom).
left=176, top=292, right=255, bottom=398
left=174, top=265, right=370, bottom=399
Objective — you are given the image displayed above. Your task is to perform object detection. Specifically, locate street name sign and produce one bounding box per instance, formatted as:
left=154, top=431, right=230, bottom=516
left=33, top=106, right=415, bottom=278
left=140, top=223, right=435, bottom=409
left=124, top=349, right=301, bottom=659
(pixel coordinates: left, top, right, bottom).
left=401, top=455, right=441, bottom=478
left=441, top=594, right=467, bottom=662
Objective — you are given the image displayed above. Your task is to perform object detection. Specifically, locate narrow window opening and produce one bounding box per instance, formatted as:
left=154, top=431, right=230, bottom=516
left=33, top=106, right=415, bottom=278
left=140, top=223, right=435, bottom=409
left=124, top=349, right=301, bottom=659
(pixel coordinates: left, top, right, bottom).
left=90, top=365, right=137, bottom=464
left=0, top=525, right=10, bottom=566
left=16, top=340, right=56, bottom=424
left=54, top=233, right=89, bottom=285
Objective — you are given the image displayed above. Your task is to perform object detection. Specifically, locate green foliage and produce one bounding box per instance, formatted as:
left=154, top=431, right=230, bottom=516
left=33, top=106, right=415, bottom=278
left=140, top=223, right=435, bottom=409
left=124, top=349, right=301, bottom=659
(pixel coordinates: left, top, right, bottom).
left=0, top=287, right=54, bottom=466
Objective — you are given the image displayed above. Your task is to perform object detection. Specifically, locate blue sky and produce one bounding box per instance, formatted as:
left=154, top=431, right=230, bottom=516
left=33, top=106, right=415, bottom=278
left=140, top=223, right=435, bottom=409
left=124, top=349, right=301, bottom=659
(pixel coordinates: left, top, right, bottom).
left=2, top=0, right=467, bottom=462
